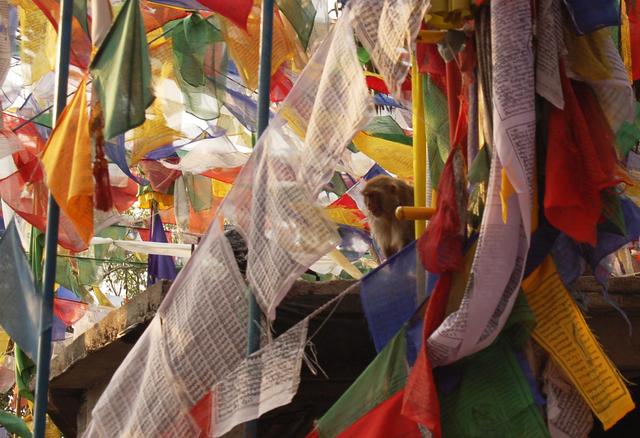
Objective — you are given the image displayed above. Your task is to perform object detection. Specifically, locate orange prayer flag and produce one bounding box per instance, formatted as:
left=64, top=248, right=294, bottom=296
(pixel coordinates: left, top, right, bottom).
left=40, top=77, right=94, bottom=245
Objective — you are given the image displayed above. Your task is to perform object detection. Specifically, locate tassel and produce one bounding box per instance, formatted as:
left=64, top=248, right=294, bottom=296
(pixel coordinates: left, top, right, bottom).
left=90, top=100, right=113, bottom=211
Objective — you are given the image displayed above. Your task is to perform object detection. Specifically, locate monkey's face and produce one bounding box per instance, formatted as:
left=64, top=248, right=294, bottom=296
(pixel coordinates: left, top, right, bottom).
left=362, top=175, right=404, bottom=218
left=362, top=189, right=399, bottom=218
left=363, top=190, right=384, bottom=217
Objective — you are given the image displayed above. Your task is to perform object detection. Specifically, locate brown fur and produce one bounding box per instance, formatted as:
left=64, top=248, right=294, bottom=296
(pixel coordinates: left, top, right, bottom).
left=361, top=175, right=414, bottom=258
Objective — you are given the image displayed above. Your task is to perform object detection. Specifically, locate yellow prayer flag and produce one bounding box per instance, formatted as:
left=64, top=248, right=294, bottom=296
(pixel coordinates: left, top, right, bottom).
left=129, top=100, right=183, bottom=165
left=352, top=132, right=414, bottom=178
left=327, top=249, right=363, bottom=280
left=92, top=286, right=114, bottom=307
left=0, top=328, right=9, bottom=359
left=522, top=257, right=635, bottom=430
left=500, top=168, right=515, bottom=224
left=41, top=77, right=94, bottom=245
left=621, top=0, right=634, bottom=82
left=138, top=191, right=174, bottom=210
left=212, top=179, right=233, bottom=199
left=221, top=0, right=294, bottom=90
left=564, top=28, right=612, bottom=81
left=324, top=206, right=366, bottom=229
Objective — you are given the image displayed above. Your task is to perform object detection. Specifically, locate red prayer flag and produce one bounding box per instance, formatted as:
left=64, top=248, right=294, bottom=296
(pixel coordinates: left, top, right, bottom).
left=270, top=67, right=294, bottom=103
left=401, top=273, right=451, bottom=438
left=417, top=149, right=465, bottom=273
left=336, top=390, right=421, bottom=438
left=53, top=297, right=89, bottom=326
left=545, top=65, right=620, bottom=245
left=196, top=0, right=252, bottom=29
left=0, top=117, right=87, bottom=252
left=200, top=166, right=242, bottom=183
left=111, top=179, right=139, bottom=213
left=629, top=1, right=640, bottom=81
left=189, top=391, right=212, bottom=438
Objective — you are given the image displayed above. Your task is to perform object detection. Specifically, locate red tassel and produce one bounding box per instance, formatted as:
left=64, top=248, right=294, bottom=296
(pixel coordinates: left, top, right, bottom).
left=90, top=101, right=113, bottom=211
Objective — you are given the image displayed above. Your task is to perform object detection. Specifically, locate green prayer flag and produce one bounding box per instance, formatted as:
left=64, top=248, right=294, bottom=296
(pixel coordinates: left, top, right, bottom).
left=170, top=14, right=226, bottom=120
left=357, top=46, right=371, bottom=64
left=365, top=115, right=405, bottom=136
left=440, top=294, right=548, bottom=437
left=14, top=345, right=35, bottom=403
left=184, top=174, right=213, bottom=212
left=56, top=257, right=83, bottom=297
left=316, top=330, right=408, bottom=437
left=615, top=103, right=640, bottom=157
left=422, top=74, right=450, bottom=189
left=73, top=0, right=89, bottom=36
left=468, top=145, right=491, bottom=185
left=0, top=410, right=32, bottom=438
left=90, top=0, right=153, bottom=140
left=600, top=188, right=628, bottom=237
left=365, top=116, right=413, bottom=145
left=439, top=339, right=549, bottom=438
left=276, top=0, right=316, bottom=49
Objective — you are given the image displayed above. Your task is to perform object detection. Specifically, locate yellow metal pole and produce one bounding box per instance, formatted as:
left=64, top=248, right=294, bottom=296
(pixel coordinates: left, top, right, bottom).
left=411, top=54, right=428, bottom=303
left=411, top=57, right=427, bottom=239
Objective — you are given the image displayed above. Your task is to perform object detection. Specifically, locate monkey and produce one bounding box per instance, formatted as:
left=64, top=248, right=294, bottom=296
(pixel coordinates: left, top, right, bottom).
left=361, top=175, right=414, bottom=259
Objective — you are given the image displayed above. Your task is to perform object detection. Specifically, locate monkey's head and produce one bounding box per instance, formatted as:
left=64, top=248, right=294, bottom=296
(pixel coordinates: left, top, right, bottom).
left=361, top=175, right=403, bottom=218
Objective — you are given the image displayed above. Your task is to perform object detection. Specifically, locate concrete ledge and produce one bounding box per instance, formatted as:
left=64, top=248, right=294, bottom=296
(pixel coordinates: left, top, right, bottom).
left=46, top=280, right=171, bottom=436
left=49, top=280, right=171, bottom=387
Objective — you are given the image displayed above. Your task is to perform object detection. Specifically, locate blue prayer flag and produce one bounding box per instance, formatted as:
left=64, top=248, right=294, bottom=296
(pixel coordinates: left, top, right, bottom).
left=0, top=222, right=42, bottom=360
left=360, top=241, right=432, bottom=355
left=147, top=214, right=177, bottom=285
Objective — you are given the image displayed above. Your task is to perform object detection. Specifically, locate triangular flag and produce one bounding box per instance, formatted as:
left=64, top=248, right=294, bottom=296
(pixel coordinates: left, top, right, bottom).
left=90, top=0, right=113, bottom=49
left=147, top=213, right=176, bottom=285
left=309, top=331, right=420, bottom=438
left=0, top=222, right=41, bottom=361
left=197, top=0, right=252, bottom=29
left=41, top=77, right=94, bottom=245
left=53, top=297, right=89, bottom=326
left=90, top=0, right=153, bottom=140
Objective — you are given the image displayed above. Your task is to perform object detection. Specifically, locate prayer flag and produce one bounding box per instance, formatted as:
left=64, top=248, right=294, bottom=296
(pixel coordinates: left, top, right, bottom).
left=90, top=0, right=112, bottom=48
left=0, top=222, right=41, bottom=361
left=308, top=330, right=420, bottom=438
left=563, top=0, right=620, bottom=35
left=147, top=213, right=177, bottom=284
left=53, top=285, right=88, bottom=326
left=439, top=310, right=548, bottom=437
left=33, top=0, right=92, bottom=69
left=352, top=132, right=414, bottom=178
left=53, top=297, right=89, bottom=326
left=196, top=0, right=252, bottom=29
left=0, top=410, right=32, bottom=438
left=360, top=242, right=427, bottom=354
left=545, top=69, right=619, bottom=245
left=90, top=0, right=154, bottom=140
left=141, top=0, right=187, bottom=32
left=40, top=77, right=94, bottom=245
left=276, top=0, right=316, bottom=49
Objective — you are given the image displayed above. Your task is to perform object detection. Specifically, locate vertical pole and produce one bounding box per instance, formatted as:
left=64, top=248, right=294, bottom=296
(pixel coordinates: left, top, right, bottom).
left=411, top=56, right=427, bottom=302
left=411, top=57, right=427, bottom=238
left=32, top=0, right=73, bottom=435
left=245, top=1, right=273, bottom=437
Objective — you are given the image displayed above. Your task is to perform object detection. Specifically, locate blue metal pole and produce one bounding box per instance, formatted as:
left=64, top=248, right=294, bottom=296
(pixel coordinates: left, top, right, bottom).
left=32, top=0, right=73, bottom=435
left=245, top=0, right=273, bottom=437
